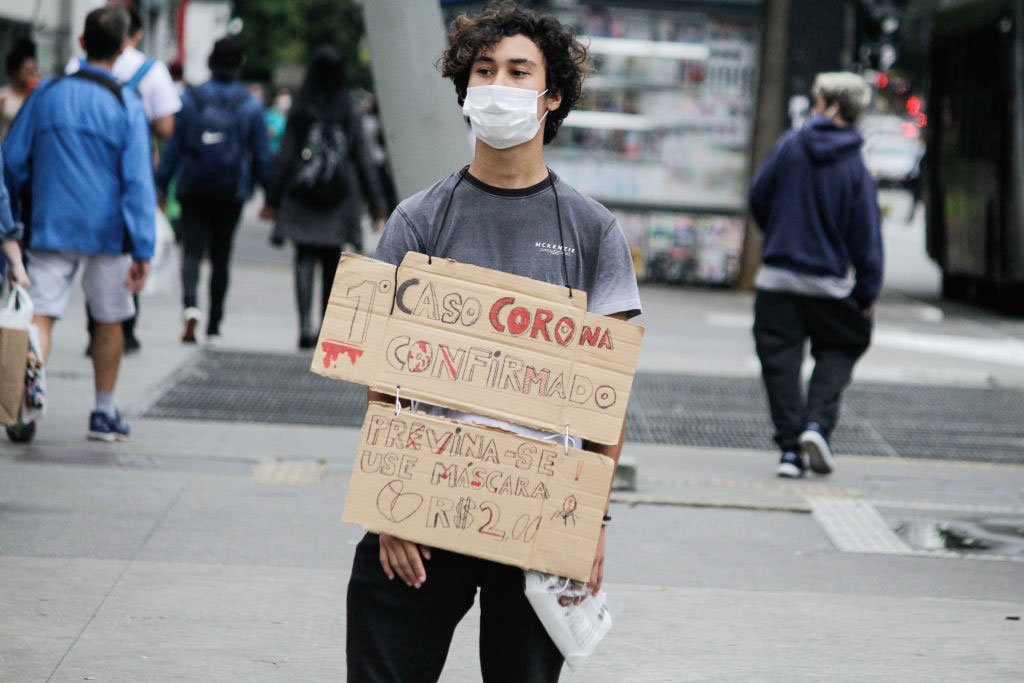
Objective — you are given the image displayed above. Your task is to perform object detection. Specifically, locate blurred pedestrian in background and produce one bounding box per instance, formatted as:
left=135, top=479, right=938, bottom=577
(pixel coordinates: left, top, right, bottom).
left=749, top=72, right=883, bottom=479
left=0, top=148, right=28, bottom=288
left=361, top=93, right=398, bottom=212
left=3, top=5, right=155, bottom=442
left=0, top=37, right=39, bottom=138
left=168, top=60, right=186, bottom=95
left=68, top=6, right=182, bottom=140
left=156, top=37, right=273, bottom=346
left=265, top=86, right=291, bottom=154
left=70, top=4, right=182, bottom=355
left=247, top=81, right=266, bottom=106
left=265, top=46, right=386, bottom=350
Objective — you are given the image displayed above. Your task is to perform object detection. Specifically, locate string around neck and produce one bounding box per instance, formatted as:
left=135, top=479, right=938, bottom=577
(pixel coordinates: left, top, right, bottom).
left=548, top=170, right=573, bottom=300
left=427, top=166, right=470, bottom=264
left=427, top=166, right=574, bottom=301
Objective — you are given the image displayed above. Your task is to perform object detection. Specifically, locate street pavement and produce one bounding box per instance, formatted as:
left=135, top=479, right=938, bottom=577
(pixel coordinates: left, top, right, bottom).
left=1, top=190, right=1022, bottom=682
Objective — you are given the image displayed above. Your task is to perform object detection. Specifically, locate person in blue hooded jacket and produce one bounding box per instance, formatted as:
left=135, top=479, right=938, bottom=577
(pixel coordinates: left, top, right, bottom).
left=749, top=72, right=883, bottom=479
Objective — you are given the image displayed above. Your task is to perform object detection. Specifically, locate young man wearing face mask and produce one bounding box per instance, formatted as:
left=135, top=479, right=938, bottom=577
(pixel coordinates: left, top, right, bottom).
left=346, top=4, right=641, bottom=682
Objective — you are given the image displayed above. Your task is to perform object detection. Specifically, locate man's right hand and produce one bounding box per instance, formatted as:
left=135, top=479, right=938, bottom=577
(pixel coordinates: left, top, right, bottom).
left=379, top=533, right=431, bottom=588
left=8, top=261, right=30, bottom=288
left=125, top=259, right=150, bottom=294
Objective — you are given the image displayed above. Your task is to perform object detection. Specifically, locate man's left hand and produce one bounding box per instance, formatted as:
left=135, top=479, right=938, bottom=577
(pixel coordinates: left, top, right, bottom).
left=560, top=525, right=605, bottom=606
left=125, top=260, right=150, bottom=294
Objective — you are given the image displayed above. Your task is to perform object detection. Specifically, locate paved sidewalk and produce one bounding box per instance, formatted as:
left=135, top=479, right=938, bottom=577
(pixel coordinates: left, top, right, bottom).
left=2, top=198, right=1022, bottom=681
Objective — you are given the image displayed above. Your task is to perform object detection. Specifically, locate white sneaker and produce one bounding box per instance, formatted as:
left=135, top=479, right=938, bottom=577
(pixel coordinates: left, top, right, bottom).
left=181, top=307, right=201, bottom=343
left=799, top=426, right=834, bottom=475
left=776, top=451, right=805, bottom=479
left=205, top=333, right=222, bottom=348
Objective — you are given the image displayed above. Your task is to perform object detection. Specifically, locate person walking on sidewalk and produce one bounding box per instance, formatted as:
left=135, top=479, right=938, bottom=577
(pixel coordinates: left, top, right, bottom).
left=2, top=5, right=155, bottom=441
left=749, top=72, right=883, bottom=479
left=155, top=37, right=273, bottom=346
left=346, top=4, right=641, bottom=681
left=72, top=5, right=183, bottom=355
left=0, top=149, right=29, bottom=288
left=266, top=46, right=387, bottom=350
left=0, top=38, right=39, bottom=139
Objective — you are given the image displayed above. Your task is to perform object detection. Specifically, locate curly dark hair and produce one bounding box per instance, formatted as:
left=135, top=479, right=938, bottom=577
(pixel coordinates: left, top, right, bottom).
left=439, top=2, right=589, bottom=144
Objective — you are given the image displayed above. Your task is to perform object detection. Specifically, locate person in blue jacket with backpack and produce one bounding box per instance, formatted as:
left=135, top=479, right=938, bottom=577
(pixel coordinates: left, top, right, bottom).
left=155, top=36, right=273, bottom=345
left=69, top=5, right=182, bottom=355
left=3, top=5, right=155, bottom=442
left=749, top=72, right=883, bottom=480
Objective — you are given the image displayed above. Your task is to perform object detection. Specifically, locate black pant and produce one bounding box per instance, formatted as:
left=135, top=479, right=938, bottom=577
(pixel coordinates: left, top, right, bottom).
left=179, top=197, right=243, bottom=335
left=346, top=533, right=563, bottom=683
left=753, top=290, right=872, bottom=452
left=294, top=244, right=340, bottom=338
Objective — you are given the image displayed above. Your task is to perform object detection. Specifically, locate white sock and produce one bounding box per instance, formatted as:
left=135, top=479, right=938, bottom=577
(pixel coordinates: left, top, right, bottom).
left=95, top=391, right=116, bottom=417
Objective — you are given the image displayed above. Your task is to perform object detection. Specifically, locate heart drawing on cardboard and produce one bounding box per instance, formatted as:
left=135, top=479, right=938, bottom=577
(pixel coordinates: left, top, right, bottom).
left=376, top=480, right=424, bottom=523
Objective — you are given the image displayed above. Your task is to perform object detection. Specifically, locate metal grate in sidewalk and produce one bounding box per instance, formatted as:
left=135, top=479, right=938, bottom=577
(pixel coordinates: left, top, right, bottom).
left=143, top=350, right=1024, bottom=465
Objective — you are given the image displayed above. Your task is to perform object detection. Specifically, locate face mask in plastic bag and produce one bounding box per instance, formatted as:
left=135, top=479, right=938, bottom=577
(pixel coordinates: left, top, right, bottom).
left=524, top=569, right=612, bottom=671
left=462, top=84, right=549, bottom=150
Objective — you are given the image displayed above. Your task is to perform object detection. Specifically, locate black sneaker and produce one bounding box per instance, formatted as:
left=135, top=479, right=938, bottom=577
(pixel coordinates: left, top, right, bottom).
left=800, top=423, right=835, bottom=475
left=6, top=421, right=36, bottom=443
left=123, top=335, right=141, bottom=354
left=776, top=451, right=805, bottom=479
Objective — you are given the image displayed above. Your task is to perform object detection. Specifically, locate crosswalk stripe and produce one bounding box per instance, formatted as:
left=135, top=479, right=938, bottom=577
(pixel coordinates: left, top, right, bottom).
left=808, top=497, right=912, bottom=554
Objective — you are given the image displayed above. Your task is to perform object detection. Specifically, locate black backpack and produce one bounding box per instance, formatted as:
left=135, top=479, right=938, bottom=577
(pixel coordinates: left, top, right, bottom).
left=287, top=103, right=351, bottom=208
left=186, top=86, right=250, bottom=198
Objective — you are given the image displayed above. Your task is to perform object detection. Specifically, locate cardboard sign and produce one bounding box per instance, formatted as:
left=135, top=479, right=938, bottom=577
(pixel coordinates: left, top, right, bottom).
left=311, top=252, right=643, bottom=445
left=343, top=402, right=614, bottom=581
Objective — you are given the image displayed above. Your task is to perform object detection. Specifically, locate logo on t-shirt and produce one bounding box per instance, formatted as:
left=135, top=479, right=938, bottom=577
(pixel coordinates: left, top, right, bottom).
left=535, top=241, right=577, bottom=257
left=201, top=130, right=226, bottom=145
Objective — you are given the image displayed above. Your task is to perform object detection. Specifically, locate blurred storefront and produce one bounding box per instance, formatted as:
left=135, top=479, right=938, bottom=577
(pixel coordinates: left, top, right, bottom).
left=442, top=1, right=761, bottom=287
left=0, top=0, right=229, bottom=85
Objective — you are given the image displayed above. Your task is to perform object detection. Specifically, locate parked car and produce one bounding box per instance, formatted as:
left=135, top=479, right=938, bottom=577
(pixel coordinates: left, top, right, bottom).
left=862, top=136, right=923, bottom=187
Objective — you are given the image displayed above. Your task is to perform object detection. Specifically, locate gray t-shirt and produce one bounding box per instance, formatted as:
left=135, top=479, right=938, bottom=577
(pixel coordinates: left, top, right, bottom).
left=374, top=168, right=642, bottom=446
left=375, top=169, right=642, bottom=319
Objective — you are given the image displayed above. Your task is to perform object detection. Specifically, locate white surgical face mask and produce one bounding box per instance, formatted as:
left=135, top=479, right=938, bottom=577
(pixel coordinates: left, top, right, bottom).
left=462, top=84, right=549, bottom=150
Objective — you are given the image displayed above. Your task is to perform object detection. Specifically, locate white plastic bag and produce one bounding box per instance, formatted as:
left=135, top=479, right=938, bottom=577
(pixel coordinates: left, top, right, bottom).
left=0, top=284, right=45, bottom=422
left=524, top=570, right=613, bottom=671
left=141, top=208, right=178, bottom=297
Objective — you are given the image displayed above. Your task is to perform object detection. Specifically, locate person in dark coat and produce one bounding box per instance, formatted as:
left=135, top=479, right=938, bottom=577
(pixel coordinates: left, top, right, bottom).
left=749, top=72, right=883, bottom=479
left=266, top=46, right=387, bottom=349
